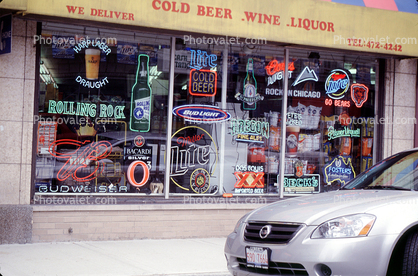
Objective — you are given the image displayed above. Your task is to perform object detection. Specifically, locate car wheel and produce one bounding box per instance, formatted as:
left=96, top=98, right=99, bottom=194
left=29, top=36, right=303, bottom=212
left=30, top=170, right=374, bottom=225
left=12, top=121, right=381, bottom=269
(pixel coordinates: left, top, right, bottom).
left=402, top=232, right=418, bottom=276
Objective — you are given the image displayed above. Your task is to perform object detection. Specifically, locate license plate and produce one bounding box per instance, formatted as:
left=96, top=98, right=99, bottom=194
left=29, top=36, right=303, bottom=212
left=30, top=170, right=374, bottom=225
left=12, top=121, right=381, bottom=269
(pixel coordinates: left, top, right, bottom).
left=246, top=246, right=269, bottom=269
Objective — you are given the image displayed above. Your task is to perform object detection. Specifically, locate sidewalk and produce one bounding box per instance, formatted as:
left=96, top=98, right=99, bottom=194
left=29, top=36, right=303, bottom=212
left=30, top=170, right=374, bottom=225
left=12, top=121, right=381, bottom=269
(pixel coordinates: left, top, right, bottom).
left=0, top=238, right=230, bottom=276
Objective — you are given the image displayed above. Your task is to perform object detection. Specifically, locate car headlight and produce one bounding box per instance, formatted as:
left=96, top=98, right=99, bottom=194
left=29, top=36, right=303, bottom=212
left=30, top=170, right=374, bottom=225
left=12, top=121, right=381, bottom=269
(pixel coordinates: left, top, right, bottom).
left=311, top=214, right=376, bottom=239
left=233, top=213, right=250, bottom=233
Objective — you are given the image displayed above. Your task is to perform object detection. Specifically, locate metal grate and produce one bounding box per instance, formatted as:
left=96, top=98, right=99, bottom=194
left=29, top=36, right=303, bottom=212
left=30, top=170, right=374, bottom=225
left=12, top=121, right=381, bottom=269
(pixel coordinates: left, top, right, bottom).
left=244, top=221, right=303, bottom=244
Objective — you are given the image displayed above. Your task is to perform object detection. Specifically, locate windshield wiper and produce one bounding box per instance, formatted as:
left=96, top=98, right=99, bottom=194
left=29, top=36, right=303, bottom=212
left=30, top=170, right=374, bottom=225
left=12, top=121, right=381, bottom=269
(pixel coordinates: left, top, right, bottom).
left=364, top=186, right=412, bottom=191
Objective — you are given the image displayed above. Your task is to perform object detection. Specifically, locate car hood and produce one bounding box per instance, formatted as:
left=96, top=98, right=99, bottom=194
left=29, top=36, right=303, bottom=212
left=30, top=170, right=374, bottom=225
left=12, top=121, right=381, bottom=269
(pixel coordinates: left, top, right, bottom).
left=249, top=190, right=418, bottom=225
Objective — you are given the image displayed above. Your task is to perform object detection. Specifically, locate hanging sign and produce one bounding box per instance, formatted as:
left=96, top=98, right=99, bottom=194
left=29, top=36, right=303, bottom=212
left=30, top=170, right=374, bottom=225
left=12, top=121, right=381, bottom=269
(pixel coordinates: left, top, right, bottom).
left=172, top=104, right=231, bottom=123
left=351, top=83, right=369, bottom=108
left=323, top=156, right=356, bottom=185
left=189, top=69, right=217, bottom=97
left=325, top=69, right=350, bottom=99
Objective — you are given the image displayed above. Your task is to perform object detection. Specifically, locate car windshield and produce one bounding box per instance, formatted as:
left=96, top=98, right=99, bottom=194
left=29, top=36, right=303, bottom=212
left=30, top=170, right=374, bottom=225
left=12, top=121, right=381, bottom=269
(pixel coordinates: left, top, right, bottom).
left=342, top=150, right=418, bottom=191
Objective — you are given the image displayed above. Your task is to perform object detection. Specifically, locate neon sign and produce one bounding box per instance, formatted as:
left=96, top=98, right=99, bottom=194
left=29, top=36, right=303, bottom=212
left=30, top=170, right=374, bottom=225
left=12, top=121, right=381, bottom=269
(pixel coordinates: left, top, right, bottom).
left=48, top=100, right=126, bottom=119
left=323, top=156, right=356, bottom=185
left=235, top=58, right=263, bottom=110
left=170, top=126, right=218, bottom=194
left=172, top=104, right=231, bottom=123
left=234, top=159, right=265, bottom=194
left=292, top=66, right=318, bottom=86
left=48, top=139, right=113, bottom=182
left=73, top=39, right=112, bottom=88
left=190, top=168, right=210, bottom=194
left=351, top=83, right=369, bottom=108
left=189, top=69, right=217, bottom=96
left=189, top=49, right=217, bottom=70
left=325, top=69, right=350, bottom=99
left=327, top=126, right=360, bottom=140
left=126, top=161, right=150, bottom=187
left=230, top=118, right=270, bottom=144
left=283, top=174, right=320, bottom=193
left=286, top=112, right=302, bottom=126
left=265, top=60, right=295, bottom=82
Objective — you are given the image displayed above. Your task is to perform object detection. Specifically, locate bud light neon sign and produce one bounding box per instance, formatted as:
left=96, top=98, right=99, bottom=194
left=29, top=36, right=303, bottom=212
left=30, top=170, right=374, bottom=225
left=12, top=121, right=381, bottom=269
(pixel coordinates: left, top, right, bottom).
left=172, top=104, right=231, bottom=123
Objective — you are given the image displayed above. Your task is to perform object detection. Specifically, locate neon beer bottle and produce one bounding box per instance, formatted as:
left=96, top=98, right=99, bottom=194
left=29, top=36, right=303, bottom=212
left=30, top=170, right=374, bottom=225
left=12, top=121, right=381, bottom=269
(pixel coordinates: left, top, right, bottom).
left=243, top=58, right=257, bottom=110
left=130, top=54, right=152, bottom=132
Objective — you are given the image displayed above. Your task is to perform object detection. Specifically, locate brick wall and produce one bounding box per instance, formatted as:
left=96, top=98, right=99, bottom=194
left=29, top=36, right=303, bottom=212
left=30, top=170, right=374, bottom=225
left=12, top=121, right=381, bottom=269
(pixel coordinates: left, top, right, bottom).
left=32, top=204, right=262, bottom=242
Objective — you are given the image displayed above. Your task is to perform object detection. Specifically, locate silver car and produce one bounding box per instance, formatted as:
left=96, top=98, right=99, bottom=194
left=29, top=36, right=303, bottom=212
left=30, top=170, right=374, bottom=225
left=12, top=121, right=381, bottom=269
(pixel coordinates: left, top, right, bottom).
left=224, top=149, right=418, bottom=276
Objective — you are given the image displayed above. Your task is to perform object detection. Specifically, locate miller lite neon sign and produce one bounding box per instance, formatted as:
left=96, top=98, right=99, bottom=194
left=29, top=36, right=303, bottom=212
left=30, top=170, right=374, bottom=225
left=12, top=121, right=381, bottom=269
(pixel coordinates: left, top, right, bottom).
left=325, top=69, right=350, bottom=100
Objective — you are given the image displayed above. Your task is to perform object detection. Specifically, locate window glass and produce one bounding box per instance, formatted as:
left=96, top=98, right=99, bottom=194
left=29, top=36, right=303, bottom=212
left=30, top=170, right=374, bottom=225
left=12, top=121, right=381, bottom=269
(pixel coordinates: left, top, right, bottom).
left=223, top=45, right=286, bottom=195
left=35, top=23, right=170, bottom=194
left=169, top=38, right=223, bottom=194
left=286, top=49, right=376, bottom=193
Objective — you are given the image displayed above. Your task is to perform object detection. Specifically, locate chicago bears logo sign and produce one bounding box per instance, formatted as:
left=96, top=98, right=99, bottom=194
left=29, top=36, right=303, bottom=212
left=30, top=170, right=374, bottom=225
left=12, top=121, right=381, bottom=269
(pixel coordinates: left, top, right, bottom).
left=351, top=83, right=369, bottom=108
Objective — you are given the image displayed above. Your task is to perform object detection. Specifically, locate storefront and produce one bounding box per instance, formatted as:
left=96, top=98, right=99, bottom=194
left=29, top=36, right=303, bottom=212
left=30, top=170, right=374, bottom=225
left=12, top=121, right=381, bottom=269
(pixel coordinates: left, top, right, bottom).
left=1, top=0, right=417, bottom=242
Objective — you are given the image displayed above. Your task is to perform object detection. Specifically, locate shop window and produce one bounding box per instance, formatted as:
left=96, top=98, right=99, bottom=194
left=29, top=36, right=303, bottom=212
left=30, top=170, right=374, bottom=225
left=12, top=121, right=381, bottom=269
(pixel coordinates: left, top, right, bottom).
left=169, top=38, right=223, bottom=194
left=222, top=45, right=286, bottom=195
left=35, top=23, right=171, bottom=195
left=284, top=50, right=376, bottom=193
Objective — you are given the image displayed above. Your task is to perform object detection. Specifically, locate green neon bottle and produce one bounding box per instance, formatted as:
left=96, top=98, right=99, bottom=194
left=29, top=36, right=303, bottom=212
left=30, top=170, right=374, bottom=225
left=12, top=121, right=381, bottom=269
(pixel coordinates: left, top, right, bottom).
left=243, top=58, right=257, bottom=110
left=130, top=54, right=152, bottom=132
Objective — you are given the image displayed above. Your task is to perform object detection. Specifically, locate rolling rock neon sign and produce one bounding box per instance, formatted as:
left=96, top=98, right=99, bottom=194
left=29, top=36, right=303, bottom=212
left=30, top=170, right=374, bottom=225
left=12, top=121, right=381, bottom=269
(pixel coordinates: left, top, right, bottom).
left=170, top=126, right=218, bottom=194
left=48, top=100, right=126, bottom=119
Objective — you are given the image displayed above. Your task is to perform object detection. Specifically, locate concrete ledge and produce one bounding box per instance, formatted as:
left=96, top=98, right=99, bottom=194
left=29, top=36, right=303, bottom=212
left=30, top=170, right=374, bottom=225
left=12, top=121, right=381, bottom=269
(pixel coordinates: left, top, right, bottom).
left=0, top=205, right=33, bottom=244
left=33, top=202, right=267, bottom=212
